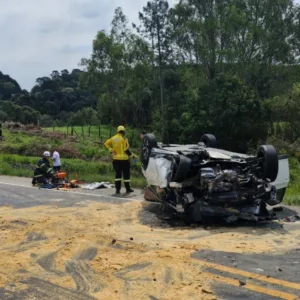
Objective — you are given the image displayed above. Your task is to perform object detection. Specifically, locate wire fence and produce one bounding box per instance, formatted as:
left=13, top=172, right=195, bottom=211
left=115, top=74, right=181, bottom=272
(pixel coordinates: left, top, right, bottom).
left=50, top=125, right=141, bottom=148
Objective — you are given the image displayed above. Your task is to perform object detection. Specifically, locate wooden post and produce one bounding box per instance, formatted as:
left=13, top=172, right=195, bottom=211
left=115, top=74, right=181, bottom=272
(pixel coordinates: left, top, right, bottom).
left=71, top=127, right=74, bottom=136
left=73, top=127, right=78, bottom=137
left=130, top=131, right=135, bottom=147
left=98, top=125, right=101, bottom=138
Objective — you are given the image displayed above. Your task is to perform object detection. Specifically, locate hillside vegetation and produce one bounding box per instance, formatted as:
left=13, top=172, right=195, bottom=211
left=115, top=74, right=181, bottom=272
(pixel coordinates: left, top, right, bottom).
left=1, top=0, right=300, bottom=201
left=0, top=127, right=146, bottom=187
left=0, top=1, right=300, bottom=150
left=0, top=126, right=300, bottom=204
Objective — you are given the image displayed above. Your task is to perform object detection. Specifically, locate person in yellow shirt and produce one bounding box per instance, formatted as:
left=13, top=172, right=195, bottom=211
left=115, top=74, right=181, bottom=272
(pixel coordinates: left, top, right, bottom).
left=104, top=125, right=136, bottom=194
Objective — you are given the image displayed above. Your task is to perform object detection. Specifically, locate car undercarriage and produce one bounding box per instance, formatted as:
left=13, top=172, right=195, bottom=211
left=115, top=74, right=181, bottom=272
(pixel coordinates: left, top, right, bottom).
left=141, top=134, right=290, bottom=224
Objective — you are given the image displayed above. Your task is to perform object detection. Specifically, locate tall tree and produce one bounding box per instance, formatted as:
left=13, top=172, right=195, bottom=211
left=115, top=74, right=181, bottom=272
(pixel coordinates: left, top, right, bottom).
left=139, top=0, right=171, bottom=142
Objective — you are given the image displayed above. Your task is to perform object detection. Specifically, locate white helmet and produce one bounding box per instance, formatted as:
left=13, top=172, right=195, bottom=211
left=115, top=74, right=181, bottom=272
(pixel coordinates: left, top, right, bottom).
left=43, top=151, right=50, bottom=157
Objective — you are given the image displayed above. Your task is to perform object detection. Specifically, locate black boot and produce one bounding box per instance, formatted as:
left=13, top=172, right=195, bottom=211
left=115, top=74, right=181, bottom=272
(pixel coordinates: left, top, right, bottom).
left=115, top=181, right=121, bottom=194
left=125, top=182, right=134, bottom=193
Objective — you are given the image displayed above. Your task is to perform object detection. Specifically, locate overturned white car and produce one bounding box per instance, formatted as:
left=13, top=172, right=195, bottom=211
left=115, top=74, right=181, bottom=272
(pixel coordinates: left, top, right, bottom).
left=141, top=133, right=290, bottom=224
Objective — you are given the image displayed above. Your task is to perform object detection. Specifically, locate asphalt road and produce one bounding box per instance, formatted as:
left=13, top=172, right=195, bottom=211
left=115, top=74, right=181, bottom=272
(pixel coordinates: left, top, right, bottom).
left=0, top=176, right=300, bottom=300
left=0, top=175, right=146, bottom=206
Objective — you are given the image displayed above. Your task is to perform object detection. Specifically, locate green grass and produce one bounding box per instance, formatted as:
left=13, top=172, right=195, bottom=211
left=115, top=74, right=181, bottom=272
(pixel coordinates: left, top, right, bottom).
left=281, top=157, right=300, bottom=205
left=0, top=154, right=147, bottom=187
left=0, top=126, right=146, bottom=187
left=44, top=125, right=142, bottom=148
left=1, top=127, right=300, bottom=202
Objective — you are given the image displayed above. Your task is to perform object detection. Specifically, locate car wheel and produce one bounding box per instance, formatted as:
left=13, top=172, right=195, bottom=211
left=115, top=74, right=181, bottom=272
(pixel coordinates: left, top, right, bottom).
left=172, top=155, right=192, bottom=182
left=200, top=134, right=217, bottom=148
left=141, top=133, right=158, bottom=170
left=257, top=145, right=279, bottom=182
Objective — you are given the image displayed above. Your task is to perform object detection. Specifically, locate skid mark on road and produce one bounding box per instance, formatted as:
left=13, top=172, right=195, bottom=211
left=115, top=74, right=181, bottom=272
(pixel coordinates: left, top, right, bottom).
left=65, top=260, right=107, bottom=294
left=75, top=247, right=98, bottom=261
left=36, top=251, right=65, bottom=276
left=1, top=181, right=300, bottom=300
left=115, top=262, right=153, bottom=281
left=0, top=277, right=96, bottom=300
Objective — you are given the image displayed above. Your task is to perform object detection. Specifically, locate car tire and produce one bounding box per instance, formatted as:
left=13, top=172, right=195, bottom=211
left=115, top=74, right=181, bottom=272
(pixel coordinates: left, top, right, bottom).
left=141, top=133, right=158, bottom=170
left=172, top=155, right=192, bottom=182
left=200, top=134, right=217, bottom=148
left=257, top=145, right=279, bottom=182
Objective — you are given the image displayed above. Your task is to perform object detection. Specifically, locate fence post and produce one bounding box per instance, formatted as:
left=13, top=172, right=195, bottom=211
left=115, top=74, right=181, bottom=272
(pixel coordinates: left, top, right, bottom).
left=73, top=127, right=78, bottom=137
left=130, top=131, right=135, bottom=147
left=98, top=125, right=101, bottom=138
left=71, top=127, right=74, bottom=136
left=109, top=128, right=112, bottom=138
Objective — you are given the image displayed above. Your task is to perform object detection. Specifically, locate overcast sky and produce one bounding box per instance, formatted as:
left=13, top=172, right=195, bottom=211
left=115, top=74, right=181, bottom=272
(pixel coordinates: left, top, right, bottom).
left=0, top=0, right=298, bottom=91
left=0, top=0, right=178, bottom=90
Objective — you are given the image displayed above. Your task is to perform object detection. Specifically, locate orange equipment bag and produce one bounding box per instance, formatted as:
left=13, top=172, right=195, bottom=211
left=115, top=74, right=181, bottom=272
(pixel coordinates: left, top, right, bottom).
left=56, top=171, right=67, bottom=179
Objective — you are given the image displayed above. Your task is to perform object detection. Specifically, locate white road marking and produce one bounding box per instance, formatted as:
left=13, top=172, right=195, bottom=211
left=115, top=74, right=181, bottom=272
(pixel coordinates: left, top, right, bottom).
left=0, top=181, right=141, bottom=202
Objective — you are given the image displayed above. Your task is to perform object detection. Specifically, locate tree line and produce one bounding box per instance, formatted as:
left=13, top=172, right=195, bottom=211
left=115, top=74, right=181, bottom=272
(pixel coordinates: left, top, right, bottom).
left=1, top=0, right=300, bottom=152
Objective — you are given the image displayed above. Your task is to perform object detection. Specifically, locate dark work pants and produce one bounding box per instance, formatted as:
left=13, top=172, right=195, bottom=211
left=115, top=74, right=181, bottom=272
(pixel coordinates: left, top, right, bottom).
left=113, top=160, right=131, bottom=191
left=53, top=166, right=61, bottom=172
left=32, top=175, right=49, bottom=185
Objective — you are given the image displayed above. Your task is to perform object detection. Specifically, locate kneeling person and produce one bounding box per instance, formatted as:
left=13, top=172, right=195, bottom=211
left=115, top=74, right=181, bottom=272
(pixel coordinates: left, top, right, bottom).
left=32, top=151, right=55, bottom=185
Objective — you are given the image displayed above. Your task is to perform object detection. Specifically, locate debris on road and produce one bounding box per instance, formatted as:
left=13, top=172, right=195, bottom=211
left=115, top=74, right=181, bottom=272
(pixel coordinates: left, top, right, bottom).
left=239, top=280, right=246, bottom=286
left=81, top=182, right=114, bottom=190
left=282, top=215, right=300, bottom=222
left=202, top=288, right=213, bottom=294
left=251, top=268, right=264, bottom=272
left=0, top=191, right=300, bottom=300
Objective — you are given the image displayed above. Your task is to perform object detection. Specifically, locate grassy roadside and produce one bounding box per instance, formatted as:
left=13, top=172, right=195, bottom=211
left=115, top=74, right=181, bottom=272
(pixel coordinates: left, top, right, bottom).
left=0, top=126, right=146, bottom=187
left=282, top=157, right=300, bottom=205
left=0, top=126, right=299, bottom=204
left=0, top=154, right=147, bottom=187
left=44, top=125, right=142, bottom=148
left=1, top=152, right=299, bottom=204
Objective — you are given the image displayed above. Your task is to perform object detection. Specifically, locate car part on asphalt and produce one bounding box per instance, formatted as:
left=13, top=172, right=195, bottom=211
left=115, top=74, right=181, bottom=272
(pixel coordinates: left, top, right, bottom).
left=141, top=133, right=290, bottom=224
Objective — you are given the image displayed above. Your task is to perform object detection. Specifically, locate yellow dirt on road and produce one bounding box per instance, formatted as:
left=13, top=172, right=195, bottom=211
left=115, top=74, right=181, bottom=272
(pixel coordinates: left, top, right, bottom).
left=0, top=200, right=299, bottom=300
